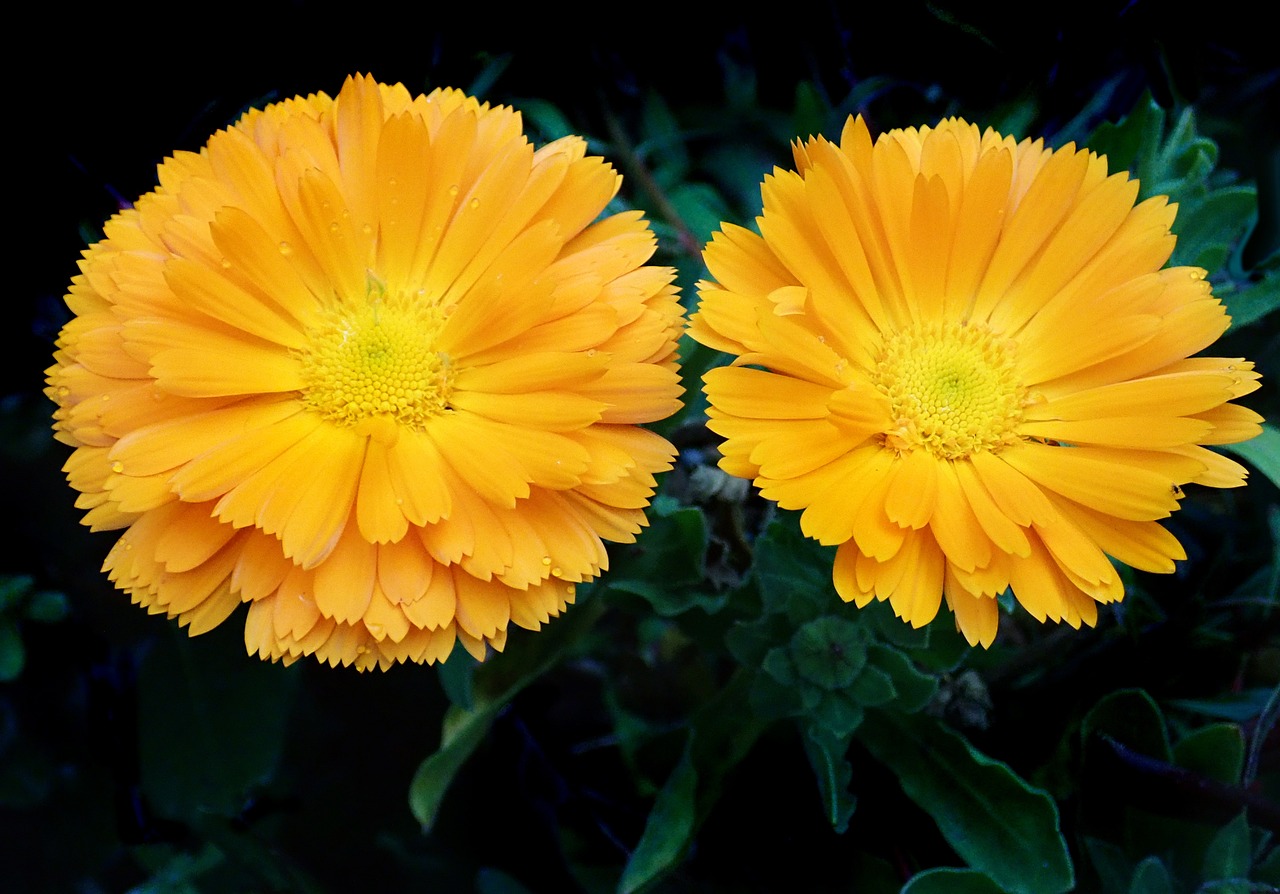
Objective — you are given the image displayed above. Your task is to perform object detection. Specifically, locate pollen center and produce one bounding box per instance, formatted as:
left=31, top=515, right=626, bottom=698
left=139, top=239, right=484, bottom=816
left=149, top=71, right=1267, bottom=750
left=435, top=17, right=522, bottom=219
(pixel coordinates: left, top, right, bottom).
left=298, top=297, right=452, bottom=430
left=874, top=321, right=1024, bottom=460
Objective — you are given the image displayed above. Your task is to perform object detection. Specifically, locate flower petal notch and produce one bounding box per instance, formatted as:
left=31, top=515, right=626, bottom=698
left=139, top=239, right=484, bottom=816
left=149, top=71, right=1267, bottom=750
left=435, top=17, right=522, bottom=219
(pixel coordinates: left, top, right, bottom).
left=48, top=75, right=684, bottom=670
left=690, top=115, right=1261, bottom=647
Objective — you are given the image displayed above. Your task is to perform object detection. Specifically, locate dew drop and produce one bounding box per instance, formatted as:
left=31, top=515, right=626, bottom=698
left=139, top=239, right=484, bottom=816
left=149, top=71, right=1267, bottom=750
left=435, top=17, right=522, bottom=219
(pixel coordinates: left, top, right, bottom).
left=387, top=178, right=398, bottom=188
left=56, top=386, right=69, bottom=398
left=366, top=623, right=385, bottom=638
left=328, top=222, right=340, bottom=233
left=468, top=198, right=480, bottom=209
left=220, top=258, right=232, bottom=269
left=447, top=184, right=459, bottom=196
left=541, top=556, right=552, bottom=566
left=278, top=241, right=292, bottom=256
left=551, top=566, right=562, bottom=577
left=110, top=461, right=124, bottom=473
left=361, top=223, right=373, bottom=236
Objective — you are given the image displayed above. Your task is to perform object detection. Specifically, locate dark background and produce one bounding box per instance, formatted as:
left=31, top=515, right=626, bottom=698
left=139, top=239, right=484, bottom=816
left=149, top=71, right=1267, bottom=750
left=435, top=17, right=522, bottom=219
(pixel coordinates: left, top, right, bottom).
left=6, top=3, right=1277, bottom=891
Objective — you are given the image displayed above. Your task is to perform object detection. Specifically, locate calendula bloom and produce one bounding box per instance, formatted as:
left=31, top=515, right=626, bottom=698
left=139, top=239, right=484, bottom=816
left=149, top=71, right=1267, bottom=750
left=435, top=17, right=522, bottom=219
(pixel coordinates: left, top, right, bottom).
left=48, top=75, right=683, bottom=670
left=690, top=115, right=1261, bottom=647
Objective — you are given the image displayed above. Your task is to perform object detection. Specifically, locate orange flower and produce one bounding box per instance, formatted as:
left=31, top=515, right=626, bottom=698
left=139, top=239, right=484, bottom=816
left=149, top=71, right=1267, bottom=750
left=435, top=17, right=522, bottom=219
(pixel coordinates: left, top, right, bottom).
left=48, top=75, right=684, bottom=669
left=690, top=116, right=1260, bottom=646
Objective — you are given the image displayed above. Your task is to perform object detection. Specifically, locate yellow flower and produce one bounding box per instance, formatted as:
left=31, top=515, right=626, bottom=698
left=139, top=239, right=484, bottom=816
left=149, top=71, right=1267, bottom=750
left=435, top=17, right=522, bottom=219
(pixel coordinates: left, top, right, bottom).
left=690, top=116, right=1261, bottom=647
left=47, top=75, right=684, bottom=670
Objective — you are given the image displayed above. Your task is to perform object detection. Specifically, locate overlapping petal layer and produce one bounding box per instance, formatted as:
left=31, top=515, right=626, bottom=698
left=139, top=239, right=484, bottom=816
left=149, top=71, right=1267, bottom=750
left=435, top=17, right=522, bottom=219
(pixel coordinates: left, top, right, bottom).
left=48, top=75, right=684, bottom=669
left=691, top=115, right=1260, bottom=646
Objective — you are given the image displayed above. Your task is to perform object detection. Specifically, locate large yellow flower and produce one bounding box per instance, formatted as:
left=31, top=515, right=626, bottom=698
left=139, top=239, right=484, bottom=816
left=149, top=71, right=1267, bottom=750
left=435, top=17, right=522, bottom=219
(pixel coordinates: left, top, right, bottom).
left=690, top=115, right=1261, bottom=647
left=47, top=75, right=684, bottom=670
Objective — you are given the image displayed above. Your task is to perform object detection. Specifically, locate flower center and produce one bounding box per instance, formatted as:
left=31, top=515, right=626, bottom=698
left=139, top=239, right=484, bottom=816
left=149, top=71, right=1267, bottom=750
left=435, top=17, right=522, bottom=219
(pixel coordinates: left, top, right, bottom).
left=873, top=321, right=1024, bottom=460
left=298, top=295, right=453, bottom=431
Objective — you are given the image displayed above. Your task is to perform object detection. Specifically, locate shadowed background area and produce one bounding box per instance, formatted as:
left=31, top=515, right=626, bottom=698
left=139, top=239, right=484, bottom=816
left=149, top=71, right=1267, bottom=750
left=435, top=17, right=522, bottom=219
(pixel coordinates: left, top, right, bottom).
left=6, top=3, right=1278, bottom=891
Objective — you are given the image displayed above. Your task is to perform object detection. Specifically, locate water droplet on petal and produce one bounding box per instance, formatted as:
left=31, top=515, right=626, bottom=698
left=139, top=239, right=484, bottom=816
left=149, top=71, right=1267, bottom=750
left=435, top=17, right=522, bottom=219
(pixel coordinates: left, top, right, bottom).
left=220, top=258, right=232, bottom=269
left=541, top=556, right=552, bottom=566
left=551, top=566, right=562, bottom=577
left=278, top=241, right=292, bottom=256
left=448, top=184, right=459, bottom=196
left=469, top=198, right=480, bottom=209
left=110, top=461, right=124, bottom=473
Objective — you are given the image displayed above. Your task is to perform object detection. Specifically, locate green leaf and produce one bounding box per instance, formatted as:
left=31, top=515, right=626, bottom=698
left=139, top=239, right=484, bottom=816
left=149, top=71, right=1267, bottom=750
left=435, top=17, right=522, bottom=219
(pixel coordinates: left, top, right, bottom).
left=436, top=642, right=477, bottom=710
left=410, top=701, right=503, bottom=834
left=801, top=725, right=857, bottom=833
left=1172, top=186, right=1256, bottom=270
left=618, top=747, right=697, bottom=894
left=23, top=590, right=68, bottom=624
left=1245, top=682, right=1280, bottom=786
left=514, top=99, right=576, bottom=143
left=1086, top=94, right=1165, bottom=177
left=475, top=867, right=537, bottom=894
left=0, top=575, right=33, bottom=613
left=727, top=612, right=793, bottom=667
left=619, top=671, right=769, bottom=891
left=138, top=624, right=299, bottom=820
left=1256, top=842, right=1280, bottom=884
left=761, top=645, right=798, bottom=686
left=1172, top=724, right=1244, bottom=786
left=1222, top=270, right=1280, bottom=329
left=858, top=711, right=1074, bottom=894
left=467, top=52, right=511, bottom=99
left=1166, top=687, right=1275, bottom=723
left=792, top=81, right=831, bottom=142
left=849, top=664, right=897, bottom=708
left=409, top=597, right=605, bottom=829
left=1202, top=812, right=1251, bottom=881
left=1222, top=423, right=1280, bottom=491
left=813, top=690, right=865, bottom=739
left=1127, top=856, right=1174, bottom=894
left=754, top=515, right=837, bottom=622
left=640, top=90, right=689, bottom=183
left=866, top=644, right=938, bottom=713
left=747, top=671, right=806, bottom=720
left=901, top=867, right=1008, bottom=894
left=0, top=618, right=24, bottom=681
left=790, top=615, right=868, bottom=689
left=667, top=182, right=733, bottom=246
left=607, top=507, right=712, bottom=616
left=1084, top=836, right=1135, bottom=894
left=1082, top=690, right=1172, bottom=763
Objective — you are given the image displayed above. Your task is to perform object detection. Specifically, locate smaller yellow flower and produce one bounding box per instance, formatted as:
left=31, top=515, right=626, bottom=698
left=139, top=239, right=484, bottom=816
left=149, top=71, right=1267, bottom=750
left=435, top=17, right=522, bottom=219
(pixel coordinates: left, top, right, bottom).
left=690, top=115, right=1261, bottom=646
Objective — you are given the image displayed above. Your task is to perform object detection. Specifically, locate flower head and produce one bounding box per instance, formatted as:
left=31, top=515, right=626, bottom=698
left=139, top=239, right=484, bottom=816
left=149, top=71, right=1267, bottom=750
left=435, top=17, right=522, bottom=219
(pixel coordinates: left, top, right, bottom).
left=690, top=115, right=1261, bottom=646
left=48, top=75, right=684, bottom=670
